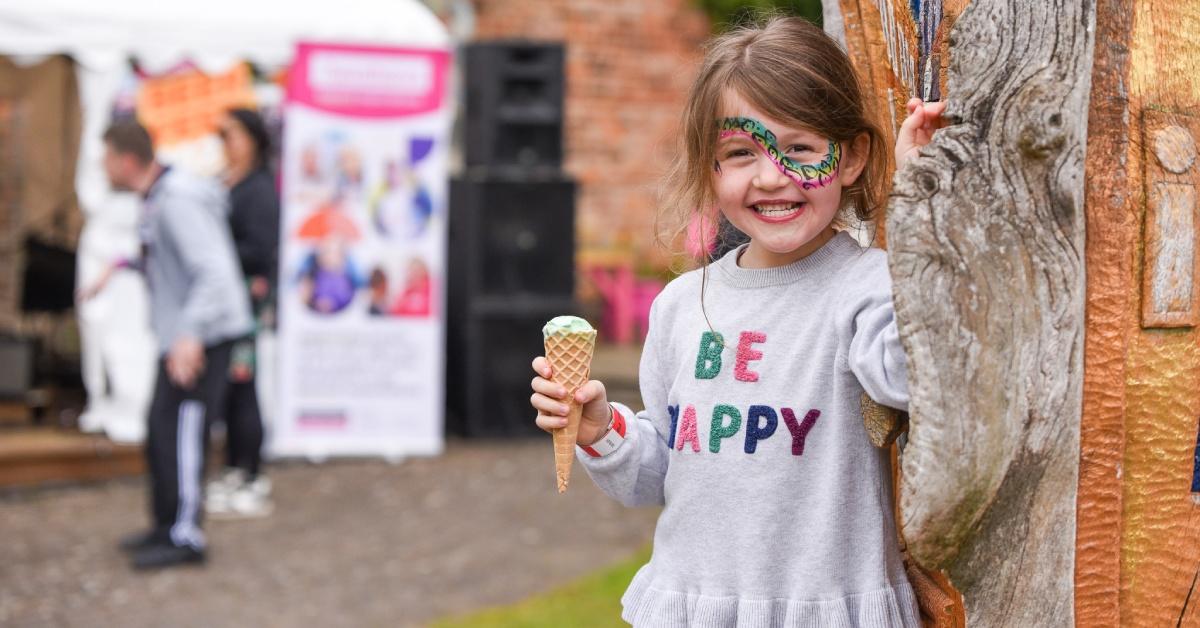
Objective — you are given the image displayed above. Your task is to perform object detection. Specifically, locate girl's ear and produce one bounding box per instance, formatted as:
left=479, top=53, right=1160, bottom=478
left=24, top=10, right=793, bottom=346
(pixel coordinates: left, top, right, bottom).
left=838, top=132, right=872, bottom=187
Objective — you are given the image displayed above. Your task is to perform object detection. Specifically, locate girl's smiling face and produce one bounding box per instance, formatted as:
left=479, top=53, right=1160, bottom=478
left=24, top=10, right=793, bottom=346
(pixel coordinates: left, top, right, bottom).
left=713, top=90, right=867, bottom=268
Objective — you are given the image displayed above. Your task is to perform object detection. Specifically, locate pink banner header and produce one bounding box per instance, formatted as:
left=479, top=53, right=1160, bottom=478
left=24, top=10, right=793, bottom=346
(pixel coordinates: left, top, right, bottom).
left=288, top=42, right=451, bottom=117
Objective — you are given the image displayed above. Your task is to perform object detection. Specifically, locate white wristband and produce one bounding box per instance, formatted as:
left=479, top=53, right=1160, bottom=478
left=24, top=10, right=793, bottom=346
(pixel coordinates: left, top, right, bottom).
left=580, top=405, right=627, bottom=458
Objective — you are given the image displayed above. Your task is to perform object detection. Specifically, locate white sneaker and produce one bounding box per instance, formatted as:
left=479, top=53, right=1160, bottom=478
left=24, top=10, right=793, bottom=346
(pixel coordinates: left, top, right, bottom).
left=244, top=475, right=273, bottom=499
left=206, top=468, right=245, bottom=500
left=208, top=476, right=274, bottom=520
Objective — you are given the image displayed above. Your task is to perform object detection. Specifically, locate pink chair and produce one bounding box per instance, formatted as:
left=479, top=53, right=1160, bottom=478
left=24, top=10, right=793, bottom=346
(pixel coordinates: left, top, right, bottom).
left=585, top=259, right=635, bottom=345
left=633, top=279, right=664, bottom=342
left=581, top=249, right=666, bottom=345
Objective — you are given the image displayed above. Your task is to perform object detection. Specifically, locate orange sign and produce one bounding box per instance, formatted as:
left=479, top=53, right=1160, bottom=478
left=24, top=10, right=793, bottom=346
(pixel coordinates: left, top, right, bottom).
left=135, top=64, right=255, bottom=148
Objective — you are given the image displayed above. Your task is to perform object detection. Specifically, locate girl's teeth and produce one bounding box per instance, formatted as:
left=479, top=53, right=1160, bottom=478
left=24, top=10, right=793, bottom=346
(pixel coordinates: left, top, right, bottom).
left=754, top=203, right=801, bottom=215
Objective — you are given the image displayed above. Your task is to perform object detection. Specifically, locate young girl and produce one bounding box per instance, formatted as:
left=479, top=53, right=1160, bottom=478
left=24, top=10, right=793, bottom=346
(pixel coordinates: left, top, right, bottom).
left=530, top=16, right=944, bottom=627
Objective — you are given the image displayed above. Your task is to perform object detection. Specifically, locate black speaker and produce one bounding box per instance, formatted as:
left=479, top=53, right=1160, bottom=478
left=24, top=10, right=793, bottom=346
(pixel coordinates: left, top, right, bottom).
left=450, top=41, right=573, bottom=438
left=445, top=297, right=576, bottom=437
left=449, top=175, right=576, bottom=301
left=464, top=41, right=564, bottom=171
left=21, top=237, right=76, bottom=313
left=446, top=174, right=579, bottom=437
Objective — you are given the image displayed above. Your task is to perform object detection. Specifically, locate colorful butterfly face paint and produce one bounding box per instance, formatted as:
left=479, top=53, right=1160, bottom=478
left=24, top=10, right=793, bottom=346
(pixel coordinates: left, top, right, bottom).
left=717, top=117, right=841, bottom=191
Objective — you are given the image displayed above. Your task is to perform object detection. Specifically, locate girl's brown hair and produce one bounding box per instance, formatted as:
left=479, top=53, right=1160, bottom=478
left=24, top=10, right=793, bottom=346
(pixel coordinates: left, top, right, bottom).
left=659, top=16, right=889, bottom=255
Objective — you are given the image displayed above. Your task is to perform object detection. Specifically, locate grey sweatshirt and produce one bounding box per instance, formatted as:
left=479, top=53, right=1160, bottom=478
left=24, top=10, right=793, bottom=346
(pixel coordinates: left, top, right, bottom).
left=138, top=167, right=253, bottom=355
left=578, top=232, right=919, bottom=627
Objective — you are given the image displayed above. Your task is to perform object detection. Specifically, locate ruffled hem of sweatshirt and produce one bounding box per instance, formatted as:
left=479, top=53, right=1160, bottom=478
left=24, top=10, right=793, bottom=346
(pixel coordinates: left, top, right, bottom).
left=620, top=567, right=922, bottom=628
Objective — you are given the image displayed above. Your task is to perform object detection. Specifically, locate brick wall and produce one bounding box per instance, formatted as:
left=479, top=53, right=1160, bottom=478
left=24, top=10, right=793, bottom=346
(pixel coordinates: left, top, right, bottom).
left=469, top=0, right=710, bottom=269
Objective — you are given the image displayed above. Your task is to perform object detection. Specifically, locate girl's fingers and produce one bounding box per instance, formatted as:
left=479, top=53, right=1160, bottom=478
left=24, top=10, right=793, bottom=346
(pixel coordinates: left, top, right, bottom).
left=921, top=102, right=948, bottom=130
left=531, top=392, right=570, bottom=416
left=574, top=380, right=607, bottom=404
left=535, top=413, right=569, bottom=432
left=531, top=356, right=552, bottom=378
left=898, top=109, right=924, bottom=137
left=531, top=376, right=567, bottom=399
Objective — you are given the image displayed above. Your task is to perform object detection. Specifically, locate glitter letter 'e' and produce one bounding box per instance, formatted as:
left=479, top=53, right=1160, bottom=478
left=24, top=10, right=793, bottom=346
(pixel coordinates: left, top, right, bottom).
left=735, top=331, right=767, bottom=382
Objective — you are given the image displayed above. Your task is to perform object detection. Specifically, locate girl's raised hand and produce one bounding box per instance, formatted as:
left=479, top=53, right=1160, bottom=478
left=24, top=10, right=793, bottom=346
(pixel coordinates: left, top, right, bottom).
left=895, top=97, right=948, bottom=169
left=531, top=356, right=612, bottom=446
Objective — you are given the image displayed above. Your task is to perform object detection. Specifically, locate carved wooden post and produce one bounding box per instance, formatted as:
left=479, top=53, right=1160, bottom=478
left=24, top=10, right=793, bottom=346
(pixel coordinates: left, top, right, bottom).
left=886, top=1, right=1095, bottom=625
left=1077, top=2, right=1200, bottom=625
left=1073, top=1, right=1133, bottom=624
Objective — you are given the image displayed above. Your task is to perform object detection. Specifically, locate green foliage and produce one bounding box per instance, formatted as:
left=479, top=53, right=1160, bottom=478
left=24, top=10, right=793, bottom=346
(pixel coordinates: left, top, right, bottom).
left=431, top=547, right=651, bottom=628
left=694, top=0, right=823, bottom=31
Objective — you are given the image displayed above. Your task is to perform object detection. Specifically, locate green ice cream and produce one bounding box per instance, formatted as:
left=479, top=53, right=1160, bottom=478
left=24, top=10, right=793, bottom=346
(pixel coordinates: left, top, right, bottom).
left=542, top=315, right=595, bottom=339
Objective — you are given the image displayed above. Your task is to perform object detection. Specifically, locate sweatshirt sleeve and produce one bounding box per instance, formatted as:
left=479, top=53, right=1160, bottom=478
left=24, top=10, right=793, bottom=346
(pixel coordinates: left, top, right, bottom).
left=159, top=190, right=246, bottom=344
left=845, top=254, right=910, bottom=411
left=576, top=297, right=672, bottom=507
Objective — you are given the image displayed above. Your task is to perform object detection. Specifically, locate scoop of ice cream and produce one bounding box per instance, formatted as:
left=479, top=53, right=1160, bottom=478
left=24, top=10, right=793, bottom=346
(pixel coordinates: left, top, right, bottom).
left=542, top=315, right=595, bottom=339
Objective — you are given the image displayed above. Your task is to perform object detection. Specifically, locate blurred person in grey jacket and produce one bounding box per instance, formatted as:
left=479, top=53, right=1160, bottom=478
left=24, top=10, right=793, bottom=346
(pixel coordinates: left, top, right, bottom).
left=80, top=119, right=253, bottom=570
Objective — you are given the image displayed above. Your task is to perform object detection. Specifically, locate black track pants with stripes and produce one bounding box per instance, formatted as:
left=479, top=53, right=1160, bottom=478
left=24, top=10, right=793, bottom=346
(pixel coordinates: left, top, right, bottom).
left=145, top=339, right=234, bottom=549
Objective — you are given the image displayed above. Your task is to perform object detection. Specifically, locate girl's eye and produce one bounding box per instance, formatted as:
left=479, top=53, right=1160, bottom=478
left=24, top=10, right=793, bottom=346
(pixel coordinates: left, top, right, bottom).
left=721, top=149, right=753, bottom=159
left=787, top=144, right=813, bottom=154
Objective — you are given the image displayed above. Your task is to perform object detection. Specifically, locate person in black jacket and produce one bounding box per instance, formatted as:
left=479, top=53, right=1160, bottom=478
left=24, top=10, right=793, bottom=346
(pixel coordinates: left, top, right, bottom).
left=207, top=107, right=279, bottom=518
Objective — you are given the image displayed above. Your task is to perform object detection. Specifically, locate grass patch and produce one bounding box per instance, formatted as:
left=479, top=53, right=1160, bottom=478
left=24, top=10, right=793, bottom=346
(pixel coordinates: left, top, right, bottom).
left=431, top=546, right=650, bottom=628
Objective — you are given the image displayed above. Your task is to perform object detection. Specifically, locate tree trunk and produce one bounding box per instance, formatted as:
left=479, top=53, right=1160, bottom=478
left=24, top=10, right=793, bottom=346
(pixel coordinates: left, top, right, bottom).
left=886, top=0, right=1095, bottom=625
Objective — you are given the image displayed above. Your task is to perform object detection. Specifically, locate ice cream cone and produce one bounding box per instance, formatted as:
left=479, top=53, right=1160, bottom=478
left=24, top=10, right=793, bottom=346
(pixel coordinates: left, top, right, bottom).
left=542, top=317, right=597, bottom=493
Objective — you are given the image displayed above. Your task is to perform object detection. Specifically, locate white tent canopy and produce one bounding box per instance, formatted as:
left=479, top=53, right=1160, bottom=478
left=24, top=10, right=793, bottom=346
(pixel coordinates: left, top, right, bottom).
left=0, top=0, right=452, bottom=217
left=0, top=0, right=450, bottom=72
left=0, top=0, right=451, bottom=444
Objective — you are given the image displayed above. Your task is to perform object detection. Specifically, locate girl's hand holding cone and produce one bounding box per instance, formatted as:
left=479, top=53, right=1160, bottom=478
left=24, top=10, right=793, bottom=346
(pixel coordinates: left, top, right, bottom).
left=538, top=315, right=599, bottom=493
left=530, top=356, right=611, bottom=447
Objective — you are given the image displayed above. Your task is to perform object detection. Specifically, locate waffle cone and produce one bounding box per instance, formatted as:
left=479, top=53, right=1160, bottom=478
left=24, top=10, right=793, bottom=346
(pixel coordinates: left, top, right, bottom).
left=544, top=329, right=597, bottom=493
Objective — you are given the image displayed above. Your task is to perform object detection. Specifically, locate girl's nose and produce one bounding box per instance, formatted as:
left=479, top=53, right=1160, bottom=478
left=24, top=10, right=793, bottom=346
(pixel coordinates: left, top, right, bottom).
left=751, top=156, right=790, bottom=191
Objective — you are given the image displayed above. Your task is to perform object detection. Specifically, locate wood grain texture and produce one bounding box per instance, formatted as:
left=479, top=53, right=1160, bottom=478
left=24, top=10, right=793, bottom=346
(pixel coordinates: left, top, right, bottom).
left=1074, top=0, right=1135, bottom=625
left=837, top=0, right=922, bottom=247
left=934, top=0, right=970, bottom=100
left=862, top=392, right=907, bottom=448
left=1120, top=2, right=1200, bottom=625
left=1120, top=333, right=1200, bottom=627
left=885, top=0, right=1095, bottom=625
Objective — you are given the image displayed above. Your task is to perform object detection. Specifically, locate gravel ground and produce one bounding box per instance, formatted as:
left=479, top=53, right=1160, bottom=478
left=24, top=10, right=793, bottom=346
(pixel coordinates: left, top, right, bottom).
left=1, top=439, right=659, bottom=627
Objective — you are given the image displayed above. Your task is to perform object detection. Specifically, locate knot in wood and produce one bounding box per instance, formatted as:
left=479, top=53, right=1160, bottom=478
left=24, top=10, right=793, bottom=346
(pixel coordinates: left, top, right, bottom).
left=1017, top=115, right=1067, bottom=160
left=914, top=170, right=941, bottom=198
left=1153, top=124, right=1196, bottom=174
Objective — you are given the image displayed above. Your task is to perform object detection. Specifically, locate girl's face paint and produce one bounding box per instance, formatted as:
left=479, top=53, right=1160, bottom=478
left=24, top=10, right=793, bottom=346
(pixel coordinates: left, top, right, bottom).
left=712, top=90, right=852, bottom=269
left=717, top=117, right=842, bottom=190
